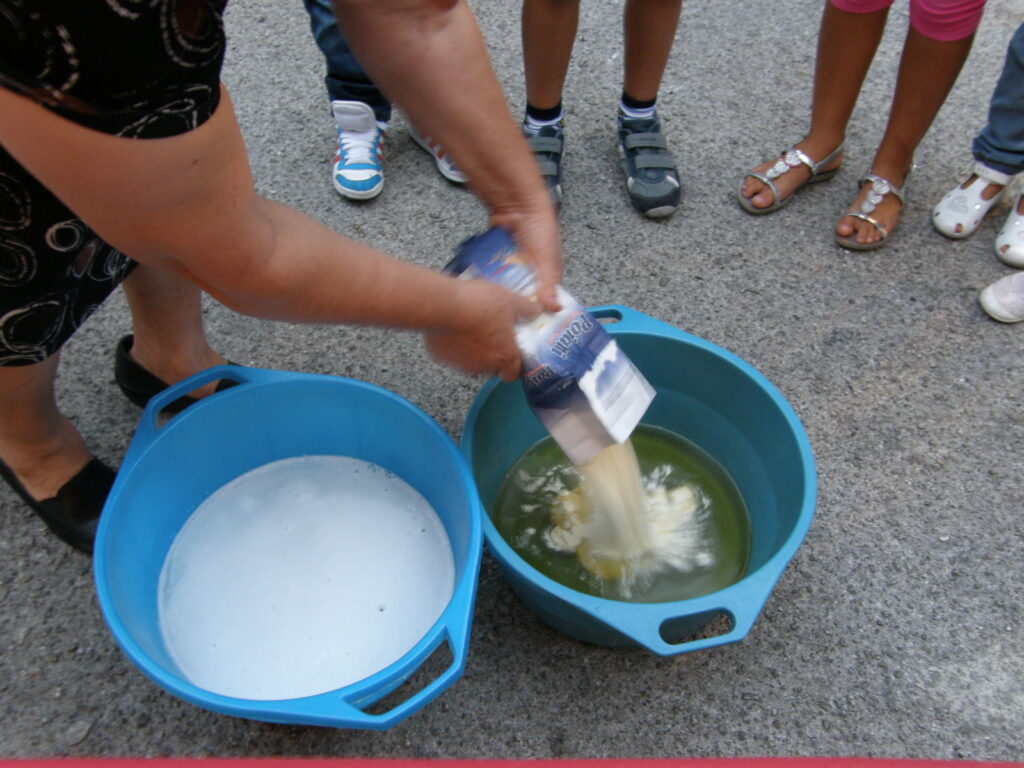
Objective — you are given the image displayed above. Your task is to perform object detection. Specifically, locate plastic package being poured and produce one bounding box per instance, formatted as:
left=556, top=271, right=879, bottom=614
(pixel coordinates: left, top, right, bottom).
left=444, top=227, right=655, bottom=465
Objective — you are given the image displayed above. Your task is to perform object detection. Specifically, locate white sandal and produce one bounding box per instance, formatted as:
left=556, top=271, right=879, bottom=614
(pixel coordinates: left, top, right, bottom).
left=995, top=194, right=1024, bottom=268
left=932, top=161, right=1013, bottom=239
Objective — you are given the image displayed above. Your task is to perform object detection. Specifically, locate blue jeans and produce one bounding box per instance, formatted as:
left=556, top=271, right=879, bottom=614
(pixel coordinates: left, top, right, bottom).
left=973, top=23, right=1024, bottom=175
left=302, top=0, right=392, bottom=123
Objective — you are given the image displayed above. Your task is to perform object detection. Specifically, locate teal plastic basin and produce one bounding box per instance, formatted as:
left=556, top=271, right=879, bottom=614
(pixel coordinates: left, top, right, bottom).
left=94, top=367, right=482, bottom=729
left=462, top=305, right=816, bottom=655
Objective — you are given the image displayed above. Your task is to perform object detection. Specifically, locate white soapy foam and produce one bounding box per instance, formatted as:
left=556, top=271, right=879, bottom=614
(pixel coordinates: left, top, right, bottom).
left=158, top=455, right=455, bottom=701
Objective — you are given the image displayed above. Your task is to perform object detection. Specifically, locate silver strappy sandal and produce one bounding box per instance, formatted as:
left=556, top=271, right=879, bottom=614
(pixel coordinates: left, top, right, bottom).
left=835, top=173, right=906, bottom=251
left=738, top=142, right=844, bottom=214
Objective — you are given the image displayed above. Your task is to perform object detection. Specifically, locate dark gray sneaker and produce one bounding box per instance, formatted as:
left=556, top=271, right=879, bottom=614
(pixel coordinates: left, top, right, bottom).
left=524, top=121, right=565, bottom=211
left=617, top=112, right=681, bottom=218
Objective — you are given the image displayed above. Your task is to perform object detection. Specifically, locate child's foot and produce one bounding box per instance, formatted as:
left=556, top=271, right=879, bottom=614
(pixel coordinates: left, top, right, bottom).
left=331, top=100, right=386, bottom=201
left=932, top=162, right=1013, bottom=239
left=995, top=194, right=1024, bottom=268
left=523, top=119, right=565, bottom=211
left=617, top=111, right=680, bottom=219
left=835, top=170, right=907, bottom=250
left=408, top=123, right=467, bottom=184
left=979, top=270, right=1024, bottom=323
left=739, top=137, right=843, bottom=212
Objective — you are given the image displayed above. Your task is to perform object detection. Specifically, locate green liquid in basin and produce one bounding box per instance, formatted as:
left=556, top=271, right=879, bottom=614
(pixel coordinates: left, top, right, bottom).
left=492, top=425, right=752, bottom=603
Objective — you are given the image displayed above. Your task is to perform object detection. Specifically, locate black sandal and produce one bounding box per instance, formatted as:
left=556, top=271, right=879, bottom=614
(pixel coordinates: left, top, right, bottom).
left=0, top=457, right=115, bottom=553
left=114, top=335, right=238, bottom=414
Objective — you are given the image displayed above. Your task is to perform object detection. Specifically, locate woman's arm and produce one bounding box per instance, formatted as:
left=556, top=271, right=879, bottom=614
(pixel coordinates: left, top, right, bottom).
left=0, top=86, right=536, bottom=380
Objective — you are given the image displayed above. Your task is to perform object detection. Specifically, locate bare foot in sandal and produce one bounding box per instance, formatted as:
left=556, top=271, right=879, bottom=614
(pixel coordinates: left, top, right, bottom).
left=739, top=136, right=844, bottom=212
left=835, top=168, right=908, bottom=249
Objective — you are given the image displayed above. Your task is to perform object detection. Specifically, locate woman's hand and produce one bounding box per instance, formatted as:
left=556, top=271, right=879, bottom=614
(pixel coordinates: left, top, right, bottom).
left=425, top=279, right=540, bottom=382
left=490, top=197, right=563, bottom=314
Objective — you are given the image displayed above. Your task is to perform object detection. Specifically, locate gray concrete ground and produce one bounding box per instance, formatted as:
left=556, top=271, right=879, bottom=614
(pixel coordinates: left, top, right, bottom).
left=1, top=0, right=1022, bottom=760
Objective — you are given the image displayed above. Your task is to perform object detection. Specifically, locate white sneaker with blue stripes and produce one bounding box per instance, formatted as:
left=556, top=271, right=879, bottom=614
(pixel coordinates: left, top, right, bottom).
left=331, top=100, right=386, bottom=201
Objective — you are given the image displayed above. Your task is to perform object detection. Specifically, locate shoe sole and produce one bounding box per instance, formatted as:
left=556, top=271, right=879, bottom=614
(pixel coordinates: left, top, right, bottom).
left=332, top=176, right=383, bottom=201
left=835, top=232, right=889, bottom=251
left=643, top=205, right=677, bottom=219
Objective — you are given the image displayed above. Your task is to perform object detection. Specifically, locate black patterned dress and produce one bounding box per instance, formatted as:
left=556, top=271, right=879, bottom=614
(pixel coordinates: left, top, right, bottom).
left=0, top=0, right=228, bottom=365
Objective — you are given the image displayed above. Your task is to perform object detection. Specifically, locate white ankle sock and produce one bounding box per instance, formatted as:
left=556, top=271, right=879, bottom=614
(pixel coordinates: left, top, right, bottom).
left=523, top=112, right=564, bottom=134
left=619, top=101, right=656, bottom=120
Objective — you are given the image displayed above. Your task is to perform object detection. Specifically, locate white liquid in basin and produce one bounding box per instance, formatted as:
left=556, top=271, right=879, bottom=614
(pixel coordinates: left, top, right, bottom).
left=158, top=455, right=455, bottom=701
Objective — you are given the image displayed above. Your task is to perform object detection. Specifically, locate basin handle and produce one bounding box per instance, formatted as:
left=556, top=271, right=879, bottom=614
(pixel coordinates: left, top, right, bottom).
left=240, top=614, right=471, bottom=730
left=591, top=564, right=785, bottom=656
left=342, top=627, right=464, bottom=730
left=329, top=574, right=475, bottom=729
left=132, top=365, right=276, bottom=446
left=588, top=304, right=690, bottom=338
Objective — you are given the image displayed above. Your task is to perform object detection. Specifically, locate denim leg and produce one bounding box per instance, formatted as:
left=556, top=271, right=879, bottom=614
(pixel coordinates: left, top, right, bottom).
left=973, top=23, right=1024, bottom=175
left=301, top=0, right=392, bottom=123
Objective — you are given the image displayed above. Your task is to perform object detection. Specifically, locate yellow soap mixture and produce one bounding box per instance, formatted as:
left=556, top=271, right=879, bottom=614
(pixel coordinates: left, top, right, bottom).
left=543, top=439, right=713, bottom=595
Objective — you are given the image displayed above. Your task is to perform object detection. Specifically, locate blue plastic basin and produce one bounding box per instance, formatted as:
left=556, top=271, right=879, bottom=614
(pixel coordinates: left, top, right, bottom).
left=461, top=306, right=816, bottom=655
left=94, top=367, right=482, bottom=729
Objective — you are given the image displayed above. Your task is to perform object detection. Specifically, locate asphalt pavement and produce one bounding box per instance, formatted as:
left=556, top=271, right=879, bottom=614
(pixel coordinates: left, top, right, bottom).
left=1, top=0, right=1021, bottom=759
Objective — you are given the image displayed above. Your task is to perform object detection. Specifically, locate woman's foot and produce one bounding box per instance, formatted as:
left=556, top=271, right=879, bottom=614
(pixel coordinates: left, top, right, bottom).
left=836, top=167, right=908, bottom=248
left=739, top=136, right=844, bottom=211
left=119, top=334, right=228, bottom=402
left=0, top=414, right=92, bottom=502
left=0, top=355, right=112, bottom=552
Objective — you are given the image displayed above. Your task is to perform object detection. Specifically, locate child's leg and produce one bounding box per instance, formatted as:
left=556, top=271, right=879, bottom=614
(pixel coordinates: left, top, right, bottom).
left=837, top=20, right=975, bottom=245
left=981, top=28, right=1024, bottom=308
left=303, top=0, right=391, bottom=124
left=522, top=0, right=579, bottom=210
left=622, top=0, right=682, bottom=105
left=522, top=0, right=581, bottom=115
left=741, top=1, right=889, bottom=210
left=617, top=0, right=684, bottom=218
left=934, top=23, right=1023, bottom=238
left=973, top=23, right=1024, bottom=178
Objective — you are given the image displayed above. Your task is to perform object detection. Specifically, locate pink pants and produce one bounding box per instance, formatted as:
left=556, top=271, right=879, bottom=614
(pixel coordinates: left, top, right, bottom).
left=829, top=0, right=986, bottom=41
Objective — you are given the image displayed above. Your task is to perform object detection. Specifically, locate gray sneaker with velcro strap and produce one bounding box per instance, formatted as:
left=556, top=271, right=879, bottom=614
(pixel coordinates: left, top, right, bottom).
left=617, top=112, right=681, bottom=218
left=524, top=121, right=565, bottom=211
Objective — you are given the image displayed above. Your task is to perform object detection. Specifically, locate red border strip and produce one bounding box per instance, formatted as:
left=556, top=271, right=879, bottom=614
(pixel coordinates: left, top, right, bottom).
left=0, top=760, right=1020, bottom=768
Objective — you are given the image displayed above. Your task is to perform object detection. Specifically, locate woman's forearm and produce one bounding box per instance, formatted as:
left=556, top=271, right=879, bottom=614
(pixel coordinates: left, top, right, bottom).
left=187, top=196, right=468, bottom=330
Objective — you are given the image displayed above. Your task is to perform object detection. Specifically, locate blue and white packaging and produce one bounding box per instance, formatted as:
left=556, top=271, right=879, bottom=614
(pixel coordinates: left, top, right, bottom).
left=444, top=227, right=655, bottom=465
